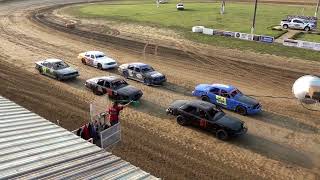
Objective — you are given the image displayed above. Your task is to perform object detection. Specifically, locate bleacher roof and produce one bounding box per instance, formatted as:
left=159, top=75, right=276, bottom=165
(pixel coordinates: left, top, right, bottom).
left=0, top=96, right=157, bottom=179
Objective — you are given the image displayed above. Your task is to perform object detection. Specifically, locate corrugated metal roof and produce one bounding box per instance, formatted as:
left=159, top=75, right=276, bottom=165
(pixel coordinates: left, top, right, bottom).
left=0, top=96, right=158, bottom=179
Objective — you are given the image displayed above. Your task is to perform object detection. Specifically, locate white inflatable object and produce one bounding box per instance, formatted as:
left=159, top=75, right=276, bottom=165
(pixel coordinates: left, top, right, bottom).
left=192, top=26, right=205, bottom=33
left=292, top=75, right=320, bottom=104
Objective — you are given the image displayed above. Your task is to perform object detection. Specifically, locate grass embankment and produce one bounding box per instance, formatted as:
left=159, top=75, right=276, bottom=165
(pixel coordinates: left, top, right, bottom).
left=64, top=2, right=320, bottom=61
left=295, top=33, right=320, bottom=43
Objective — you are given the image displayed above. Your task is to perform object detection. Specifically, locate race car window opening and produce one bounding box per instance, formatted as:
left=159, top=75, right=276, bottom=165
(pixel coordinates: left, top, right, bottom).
left=135, top=68, right=141, bottom=72
left=91, top=55, right=95, bottom=59
left=220, top=90, right=230, bottom=98
left=95, top=54, right=105, bottom=58
left=209, top=88, right=220, bottom=95
left=230, top=89, right=242, bottom=97
left=213, top=111, right=225, bottom=120
left=112, top=80, right=128, bottom=89
left=141, top=66, right=154, bottom=73
left=104, top=81, right=111, bottom=88
left=97, top=80, right=105, bottom=86
left=128, top=66, right=134, bottom=70
left=85, top=54, right=90, bottom=57
left=181, top=105, right=196, bottom=113
left=53, top=62, right=69, bottom=70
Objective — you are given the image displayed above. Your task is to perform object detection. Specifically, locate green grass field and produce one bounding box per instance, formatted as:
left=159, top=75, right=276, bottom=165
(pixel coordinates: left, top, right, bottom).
left=295, top=33, right=320, bottom=43
left=64, top=2, right=320, bottom=61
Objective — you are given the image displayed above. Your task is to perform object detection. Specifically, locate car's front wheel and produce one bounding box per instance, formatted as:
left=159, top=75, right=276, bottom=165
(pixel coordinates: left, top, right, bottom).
left=38, top=68, right=43, bottom=74
left=282, top=24, right=288, bottom=29
left=143, top=78, right=151, bottom=86
left=97, top=63, right=103, bottom=70
left=81, top=58, right=86, bottom=65
left=93, top=86, right=103, bottom=95
left=236, top=106, right=247, bottom=116
left=177, top=115, right=188, bottom=126
left=216, top=129, right=229, bottom=140
left=123, top=71, right=129, bottom=79
left=304, top=26, right=310, bottom=31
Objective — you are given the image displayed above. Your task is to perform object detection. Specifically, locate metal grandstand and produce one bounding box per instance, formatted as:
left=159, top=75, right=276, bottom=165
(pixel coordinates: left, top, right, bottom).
left=0, top=96, right=158, bottom=179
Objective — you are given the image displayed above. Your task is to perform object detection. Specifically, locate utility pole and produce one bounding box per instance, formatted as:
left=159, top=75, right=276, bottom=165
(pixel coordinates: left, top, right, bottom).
left=315, top=0, right=320, bottom=17
left=251, top=0, right=258, bottom=34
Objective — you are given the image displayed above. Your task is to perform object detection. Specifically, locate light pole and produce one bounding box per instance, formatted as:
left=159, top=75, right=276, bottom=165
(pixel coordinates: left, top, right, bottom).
left=251, top=0, right=258, bottom=34
left=315, top=0, right=320, bottom=17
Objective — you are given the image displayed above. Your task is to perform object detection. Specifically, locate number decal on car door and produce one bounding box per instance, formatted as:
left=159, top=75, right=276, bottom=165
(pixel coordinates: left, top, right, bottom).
left=216, top=95, right=227, bottom=105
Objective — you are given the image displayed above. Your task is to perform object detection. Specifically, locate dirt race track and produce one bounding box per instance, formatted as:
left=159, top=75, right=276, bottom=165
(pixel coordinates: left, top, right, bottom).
left=0, top=0, right=320, bottom=179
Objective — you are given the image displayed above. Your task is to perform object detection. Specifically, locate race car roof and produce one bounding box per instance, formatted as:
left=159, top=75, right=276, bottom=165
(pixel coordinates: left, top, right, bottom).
left=89, top=76, right=121, bottom=82
left=211, top=84, right=236, bottom=92
left=44, top=58, right=63, bottom=63
left=85, top=51, right=105, bottom=55
left=129, top=62, right=149, bottom=67
left=188, top=100, right=216, bottom=110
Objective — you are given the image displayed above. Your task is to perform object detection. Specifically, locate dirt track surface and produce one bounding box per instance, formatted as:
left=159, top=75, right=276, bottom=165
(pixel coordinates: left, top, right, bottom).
left=0, top=0, right=320, bottom=179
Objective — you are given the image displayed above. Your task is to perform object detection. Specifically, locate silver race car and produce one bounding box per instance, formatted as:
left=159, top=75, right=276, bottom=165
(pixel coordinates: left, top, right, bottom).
left=118, top=62, right=166, bottom=85
left=35, top=59, right=79, bottom=80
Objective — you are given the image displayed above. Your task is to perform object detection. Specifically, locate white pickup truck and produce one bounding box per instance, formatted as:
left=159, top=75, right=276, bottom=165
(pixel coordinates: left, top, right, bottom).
left=280, top=18, right=316, bottom=31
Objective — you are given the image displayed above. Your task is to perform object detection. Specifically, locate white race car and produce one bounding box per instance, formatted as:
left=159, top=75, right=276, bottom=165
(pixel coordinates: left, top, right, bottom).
left=78, top=51, right=118, bottom=70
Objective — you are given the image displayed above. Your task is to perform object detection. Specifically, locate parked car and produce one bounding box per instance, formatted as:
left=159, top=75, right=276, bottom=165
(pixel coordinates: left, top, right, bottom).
left=280, top=18, right=316, bottom=31
left=192, top=84, right=261, bottom=115
left=85, top=76, right=143, bottom=102
left=176, top=3, right=184, bottom=10
left=167, top=100, right=247, bottom=140
left=159, top=0, right=168, bottom=4
left=35, top=59, right=79, bottom=80
left=118, top=62, right=166, bottom=85
left=78, top=51, right=118, bottom=70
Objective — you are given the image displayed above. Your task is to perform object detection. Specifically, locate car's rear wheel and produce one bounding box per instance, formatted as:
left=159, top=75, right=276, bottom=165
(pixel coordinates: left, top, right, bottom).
left=177, top=115, right=188, bottom=126
left=304, top=26, right=310, bottom=31
left=236, top=106, right=247, bottom=116
left=216, top=129, right=229, bottom=140
left=97, top=63, right=103, bottom=70
left=283, top=24, right=288, bottom=29
left=55, top=74, right=62, bottom=81
left=201, top=96, right=210, bottom=102
left=81, top=58, right=86, bottom=65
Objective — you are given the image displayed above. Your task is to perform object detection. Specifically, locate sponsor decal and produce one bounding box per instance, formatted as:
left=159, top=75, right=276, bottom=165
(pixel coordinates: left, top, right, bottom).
left=260, top=36, right=274, bottom=43
left=216, top=95, right=227, bottom=106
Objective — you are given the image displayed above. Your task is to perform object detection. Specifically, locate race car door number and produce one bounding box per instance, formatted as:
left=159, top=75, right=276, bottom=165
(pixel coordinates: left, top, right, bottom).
left=216, top=95, right=227, bottom=106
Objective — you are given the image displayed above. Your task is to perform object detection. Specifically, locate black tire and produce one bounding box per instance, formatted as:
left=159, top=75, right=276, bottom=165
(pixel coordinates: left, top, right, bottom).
left=236, top=106, right=247, bottom=116
left=97, top=63, right=103, bottom=70
left=216, top=129, right=229, bottom=140
left=304, top=26, right=310, bottom=32
left=55, top=74, right=62, bottom=81
left=282, top=24, right=288, bottom=29
left=143, top=78, right=151, bottom=85
left=123, top=71, right=129, bottom=79
left=38, top=68, right=43, bottom=74
left=93, top=86, right=103, bottom=95
left=81, top=58, right=86, bottom=65
left=201, top=96, right=210, bottom=102
left=177, top=115, right=188, bottom=126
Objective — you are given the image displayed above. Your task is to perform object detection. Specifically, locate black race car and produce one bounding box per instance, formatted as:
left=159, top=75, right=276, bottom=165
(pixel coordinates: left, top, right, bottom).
left=166, top=100, right=247, bottom=140
left=85, top=76, right=143, bottom=102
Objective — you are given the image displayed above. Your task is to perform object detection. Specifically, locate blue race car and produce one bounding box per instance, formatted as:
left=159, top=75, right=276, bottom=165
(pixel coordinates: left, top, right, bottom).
left=192, top=84, right=261, bottom=115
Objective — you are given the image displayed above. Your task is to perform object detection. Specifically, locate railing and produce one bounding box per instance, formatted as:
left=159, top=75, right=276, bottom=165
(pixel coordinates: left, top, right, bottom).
left=100, top=122, right=121, bottom=149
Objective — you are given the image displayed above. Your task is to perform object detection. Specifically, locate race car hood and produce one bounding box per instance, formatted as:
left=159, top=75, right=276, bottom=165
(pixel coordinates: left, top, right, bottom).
left=118, top=85, right=141, bottom=96
left=215, top=115, right=243, bottom=131
left=55, top=67, right=78, bottom=75
left=144, top=71, right=164, bottom=78
left=96, top=57, right=116, bottom=64
left=168, top=100, right=189, bottom=109
left=234, top=95, right=259, bottom=107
